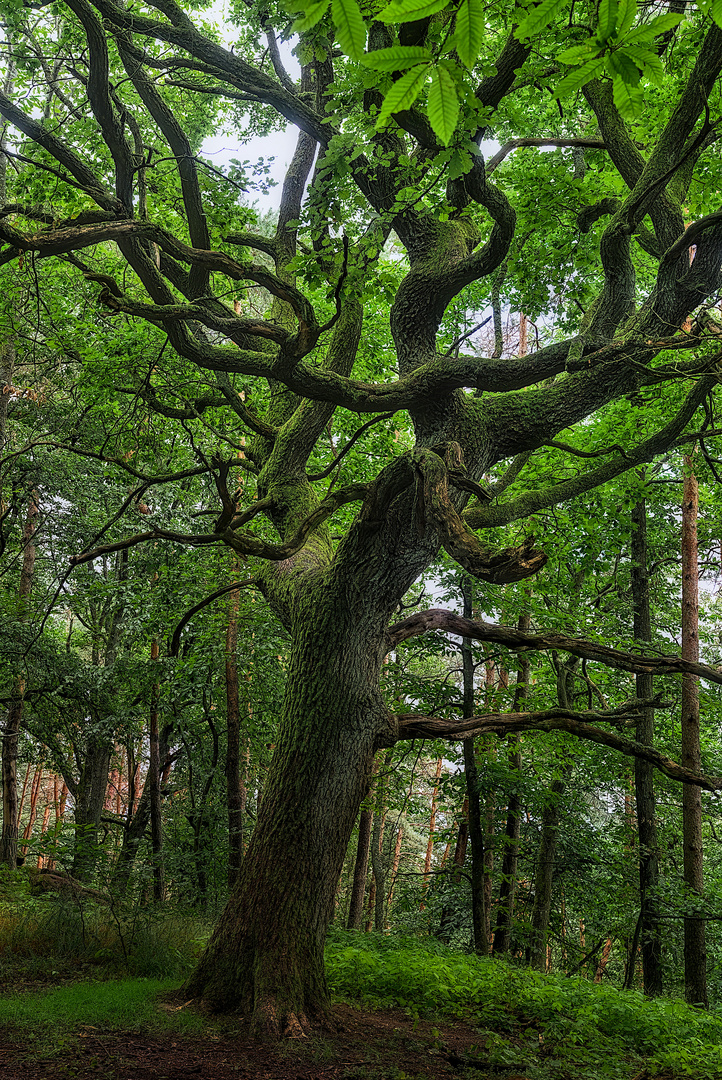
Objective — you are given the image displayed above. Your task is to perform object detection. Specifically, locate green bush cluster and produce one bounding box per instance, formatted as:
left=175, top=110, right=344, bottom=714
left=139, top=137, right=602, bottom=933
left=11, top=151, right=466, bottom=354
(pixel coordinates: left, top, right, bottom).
left=326, top=932, right=722, bottom=1079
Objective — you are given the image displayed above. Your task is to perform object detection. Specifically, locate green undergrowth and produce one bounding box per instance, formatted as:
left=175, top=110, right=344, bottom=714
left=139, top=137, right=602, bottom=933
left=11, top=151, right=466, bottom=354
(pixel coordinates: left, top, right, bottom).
left=326, top=931, right=722, bottom=1079
left=0, top=977, right=208, bottom=1048
left=0, top=867, right=211, bottom=981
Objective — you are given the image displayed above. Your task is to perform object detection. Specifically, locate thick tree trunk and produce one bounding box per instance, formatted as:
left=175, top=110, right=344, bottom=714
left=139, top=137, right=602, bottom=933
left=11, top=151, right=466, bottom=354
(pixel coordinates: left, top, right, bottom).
left=681, top=456, right=707, bottom=1007
left=630, top=496, right=663, bottom=995
left=185, top=605, right=385, bottom=1034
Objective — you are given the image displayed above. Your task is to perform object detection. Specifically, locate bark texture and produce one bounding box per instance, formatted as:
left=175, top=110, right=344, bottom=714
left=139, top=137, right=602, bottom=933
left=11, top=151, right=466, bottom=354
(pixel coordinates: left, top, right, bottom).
left=630, top=496, right=663, bottom=995
left=681, top=456, right=707, bottom=1007
left=1, top=491, right=38, bottom=869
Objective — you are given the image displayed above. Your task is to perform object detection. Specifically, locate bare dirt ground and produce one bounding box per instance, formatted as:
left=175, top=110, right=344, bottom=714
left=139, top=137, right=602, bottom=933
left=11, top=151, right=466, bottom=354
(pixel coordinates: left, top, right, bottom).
left=0, top=1002, right=544, bottom=1080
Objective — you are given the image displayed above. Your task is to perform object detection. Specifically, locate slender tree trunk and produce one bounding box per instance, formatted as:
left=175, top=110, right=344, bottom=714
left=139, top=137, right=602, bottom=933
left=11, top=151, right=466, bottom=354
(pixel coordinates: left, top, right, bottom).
left=681, top=455, right=707, bottom=1007
left=482, top=748, right=495, bottom=946
left=630, top=496, right=663, bottom=995
left=364, top=878, right=376, bottom=933
left=370, top=750, right=391, bottom=932
left=528, top=771, right=565, bottom=971
left=347, top=805, right=374, bottom=930
left=461, top=577, right=487, bottom=955
left=1, top=490, right=38, bottom=869
left=452, top=796, right=469, bottom=881
left=114, top=732, right=173, bottom=895
left=17, top=763, right=32, bottom=824
left=420, top=756, right=443, bottom=906
left=20, top=761, right=43, bottom=856
left=347, top=757, right=378, bottom=931
left=225, top=569, right=245, bottom=887
left=528, top=657, right=576, bottom=971
left=386, top=825, right=403, bottom=909
left=149, top=638, right=165, bottom=901
left=71, top=738, right=113, bottom=880
left=493, top=613, right=530, bottom=955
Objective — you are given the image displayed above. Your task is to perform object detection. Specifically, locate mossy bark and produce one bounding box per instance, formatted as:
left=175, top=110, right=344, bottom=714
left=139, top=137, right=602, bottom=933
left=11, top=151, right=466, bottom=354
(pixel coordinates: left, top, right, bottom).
left=185, top=592, right=386, bottom=1034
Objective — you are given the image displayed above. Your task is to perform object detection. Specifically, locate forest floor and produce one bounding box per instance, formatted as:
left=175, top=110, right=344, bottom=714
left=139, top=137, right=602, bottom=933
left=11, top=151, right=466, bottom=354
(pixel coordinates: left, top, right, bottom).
left=0, top=996, right=675, bottom=1080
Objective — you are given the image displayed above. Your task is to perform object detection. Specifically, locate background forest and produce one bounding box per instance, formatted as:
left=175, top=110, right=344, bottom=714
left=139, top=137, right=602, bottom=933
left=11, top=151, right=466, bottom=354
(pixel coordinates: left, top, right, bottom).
left=4, top=0, right=722, bottom=1072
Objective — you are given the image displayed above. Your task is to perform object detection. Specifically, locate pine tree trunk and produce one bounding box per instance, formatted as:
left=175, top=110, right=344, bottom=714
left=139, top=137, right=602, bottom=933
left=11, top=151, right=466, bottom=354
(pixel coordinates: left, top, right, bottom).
left=630, top=495, right=663, bottom=995
left=681, top=455, right=707, bottom=1007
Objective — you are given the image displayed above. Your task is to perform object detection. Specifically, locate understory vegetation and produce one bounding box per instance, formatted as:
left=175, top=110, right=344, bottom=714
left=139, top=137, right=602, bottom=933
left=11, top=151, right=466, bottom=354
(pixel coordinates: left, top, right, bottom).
left=2, top=881, right=722, bottom=1080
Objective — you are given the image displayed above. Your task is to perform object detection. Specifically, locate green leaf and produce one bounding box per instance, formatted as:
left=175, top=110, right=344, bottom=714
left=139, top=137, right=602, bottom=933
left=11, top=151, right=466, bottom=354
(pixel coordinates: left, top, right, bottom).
left=361, top=45, right=433, bottom=71
left=454, top=0, right=484, bottom=69
left=515, top=0, right=562, bottom=40
left=448, top=148, right=473, bottom=179
left=289, top=0, right=330, bottom=32
left=622, top=44, right=664, bottom=84
left=711, top=0, right=722, bottom=31
left=332, top=0, right=366, bottom=60
left=375, top=64, right=430, bottom=127
left=606, top=49, right=640, bottom=84
left=597, top=0, right=617, bottom=41
left=624, top=12, right=682, bottom=41
left=554, top=56, right=605, bottom=97
left=427, top=64, right=459, bottom=144
left=612, top=74, right=644, bottom=118
left=616, top=0, right=637, bottom=37
left=557, top=43, right=599, bottom=65
left=376, top=0, right=450, bottom=23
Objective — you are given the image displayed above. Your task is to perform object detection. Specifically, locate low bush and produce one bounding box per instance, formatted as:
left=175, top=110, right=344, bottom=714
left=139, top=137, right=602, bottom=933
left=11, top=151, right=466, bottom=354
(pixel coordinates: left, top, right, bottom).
left=326, top=931, right=722, bottom=1079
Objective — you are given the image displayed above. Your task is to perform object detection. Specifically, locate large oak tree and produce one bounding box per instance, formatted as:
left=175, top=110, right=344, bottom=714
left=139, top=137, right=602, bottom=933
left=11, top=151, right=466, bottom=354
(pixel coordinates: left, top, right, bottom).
left=4, top=0, right=722, bottom=1035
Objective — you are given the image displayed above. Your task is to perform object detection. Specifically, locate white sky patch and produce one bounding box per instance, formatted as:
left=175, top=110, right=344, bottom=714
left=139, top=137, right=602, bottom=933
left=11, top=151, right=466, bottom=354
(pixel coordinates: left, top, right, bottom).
left=200, top=3, right=503, bottom=214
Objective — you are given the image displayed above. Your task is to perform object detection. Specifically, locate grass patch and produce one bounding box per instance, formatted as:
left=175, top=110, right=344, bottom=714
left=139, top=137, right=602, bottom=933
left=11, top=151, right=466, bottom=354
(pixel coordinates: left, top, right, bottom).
left=0, top=868, right=211, bottom=981
left=326, top=931, right=722, bottom=1080
left=0, top=978, right=207, bottom=1044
